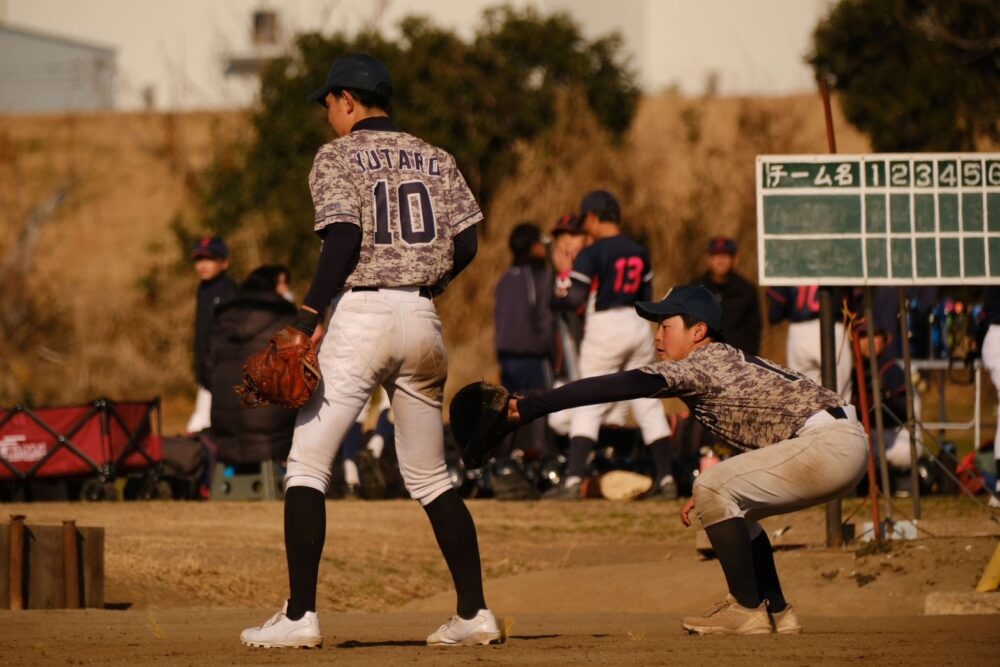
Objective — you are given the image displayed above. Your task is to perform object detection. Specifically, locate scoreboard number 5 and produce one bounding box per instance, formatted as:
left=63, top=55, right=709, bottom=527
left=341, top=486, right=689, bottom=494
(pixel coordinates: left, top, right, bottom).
left=962, top=161, right=983, bottom=187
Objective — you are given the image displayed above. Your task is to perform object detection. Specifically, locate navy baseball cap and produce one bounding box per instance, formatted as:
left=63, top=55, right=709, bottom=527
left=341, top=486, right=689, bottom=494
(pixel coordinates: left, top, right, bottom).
left=191, top=236, right=228, bottom=260
left=579, top=190, right=620, bottom=222
left=635, top=285, right=724, bottom=340
left=550, top=213, right=584, bottom=236
left=307, top=54, right=393, bottom=106
left=708, top=236, right=737, bottom=255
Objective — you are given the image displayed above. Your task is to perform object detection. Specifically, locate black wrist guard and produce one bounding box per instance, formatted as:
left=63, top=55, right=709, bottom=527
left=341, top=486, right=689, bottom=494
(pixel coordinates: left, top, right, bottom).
left=291, top=308, right=321, bottom=336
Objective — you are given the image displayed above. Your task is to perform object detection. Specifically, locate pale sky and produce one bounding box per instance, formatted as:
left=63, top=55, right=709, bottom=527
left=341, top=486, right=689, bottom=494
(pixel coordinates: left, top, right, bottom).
left=0, top=0, right=836, bottom=111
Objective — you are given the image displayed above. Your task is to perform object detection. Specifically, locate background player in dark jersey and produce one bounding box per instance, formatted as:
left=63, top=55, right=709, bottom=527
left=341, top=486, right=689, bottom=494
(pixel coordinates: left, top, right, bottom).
left=694, top=236, right=761, bottom=355
left=547, top=190, right=675, bottom=499
left=187, top=235, right=236, bottom=434
left=767, top=285, right=853, bottom=398
left=241, top=54, right=498, bottom=649
left=494, top=222, right=555, bottom=458
left=508, top=286, right=868, bottom=634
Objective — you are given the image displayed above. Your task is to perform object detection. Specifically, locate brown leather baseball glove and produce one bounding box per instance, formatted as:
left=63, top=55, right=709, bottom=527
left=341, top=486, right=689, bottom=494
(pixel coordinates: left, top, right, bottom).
left=236, top=326, right=320, bottom=409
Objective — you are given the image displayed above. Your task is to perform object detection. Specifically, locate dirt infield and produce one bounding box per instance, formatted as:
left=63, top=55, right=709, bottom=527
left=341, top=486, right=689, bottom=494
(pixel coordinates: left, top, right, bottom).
left=2, top=609, right=998, bottom=666
left=1, top=499, right=998, bottom=664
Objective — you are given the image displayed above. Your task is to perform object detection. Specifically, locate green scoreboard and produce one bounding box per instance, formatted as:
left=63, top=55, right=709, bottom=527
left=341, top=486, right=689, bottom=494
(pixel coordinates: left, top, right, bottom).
left=756, top=154, right=1000, bottom=285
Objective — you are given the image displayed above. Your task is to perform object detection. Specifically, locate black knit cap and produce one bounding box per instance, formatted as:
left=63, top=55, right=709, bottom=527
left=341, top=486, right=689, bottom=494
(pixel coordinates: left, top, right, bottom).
left=307, top=53, right=393, bottom=106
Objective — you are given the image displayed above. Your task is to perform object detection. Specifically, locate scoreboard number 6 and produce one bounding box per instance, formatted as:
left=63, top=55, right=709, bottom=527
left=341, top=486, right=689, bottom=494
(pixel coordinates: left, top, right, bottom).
left=988, top=161, right=1000, bottom=186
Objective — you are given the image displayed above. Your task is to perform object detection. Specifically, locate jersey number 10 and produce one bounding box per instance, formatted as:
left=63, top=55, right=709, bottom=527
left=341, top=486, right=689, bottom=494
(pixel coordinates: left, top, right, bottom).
left=373, top=180, right=437, bottom=245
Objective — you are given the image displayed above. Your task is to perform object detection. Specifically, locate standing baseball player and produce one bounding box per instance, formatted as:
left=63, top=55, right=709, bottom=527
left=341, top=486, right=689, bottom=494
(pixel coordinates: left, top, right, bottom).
left=187, top=236, right=237, bottom=434
left=981, top=286, right=1000, bottom=507
left=506, top=286, right=868, bottom=633
left=767, top=285, right=853, bottom=399
left=241, top=54, right=499, bottom=648
left=548, top=191, right=675, bottom=499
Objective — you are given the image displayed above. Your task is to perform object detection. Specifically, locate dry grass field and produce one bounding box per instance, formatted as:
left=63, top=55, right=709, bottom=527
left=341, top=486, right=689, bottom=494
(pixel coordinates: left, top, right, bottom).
left=1, top=94, right=876, bottom=424
left=0, top=498, right=998, bottom=665
left=3, top=95, right=993, bottom=451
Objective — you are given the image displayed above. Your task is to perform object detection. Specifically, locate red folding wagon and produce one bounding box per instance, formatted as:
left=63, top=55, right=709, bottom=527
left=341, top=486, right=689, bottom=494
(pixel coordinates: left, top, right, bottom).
left=0, top=397, right=165, bottom=500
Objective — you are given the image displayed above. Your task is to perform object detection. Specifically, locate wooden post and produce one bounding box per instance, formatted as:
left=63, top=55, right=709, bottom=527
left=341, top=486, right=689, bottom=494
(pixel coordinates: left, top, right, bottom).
left=9, top=514, right=25, bottom=610
left=63, top=520, right=80, bottom=609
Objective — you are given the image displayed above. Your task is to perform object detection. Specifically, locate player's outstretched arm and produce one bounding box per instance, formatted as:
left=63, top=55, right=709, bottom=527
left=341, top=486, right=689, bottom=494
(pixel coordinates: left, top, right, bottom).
left=515, top=369, right=668, bottom=424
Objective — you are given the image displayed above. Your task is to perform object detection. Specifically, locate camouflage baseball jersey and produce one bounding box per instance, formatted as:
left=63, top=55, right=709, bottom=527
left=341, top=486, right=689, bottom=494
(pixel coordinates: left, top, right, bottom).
left=309, top=117, right=483, bottom=288
left=640, top=343, right=844, bottom=451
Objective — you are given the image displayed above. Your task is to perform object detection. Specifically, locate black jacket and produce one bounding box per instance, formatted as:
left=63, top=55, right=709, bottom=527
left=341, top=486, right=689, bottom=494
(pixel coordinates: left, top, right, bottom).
left=494, top=260, right=554, bottom=358
left=207, top=290, right=297, bottom=464
left=696, top=271, right=762, bottom=355
left=194, top=273, right=237, bottom=387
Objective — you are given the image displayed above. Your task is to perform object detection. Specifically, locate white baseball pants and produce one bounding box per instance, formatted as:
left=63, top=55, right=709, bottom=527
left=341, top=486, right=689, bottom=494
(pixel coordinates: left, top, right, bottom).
left=285, top=288, right=452, bottom=505
left=786, top=319, right=854, bottom=400
left=983, top=325, right=1000, bottom=455
left=568, top=307, right=671, bottom=443
left=692, top=410, right=868, bottom=530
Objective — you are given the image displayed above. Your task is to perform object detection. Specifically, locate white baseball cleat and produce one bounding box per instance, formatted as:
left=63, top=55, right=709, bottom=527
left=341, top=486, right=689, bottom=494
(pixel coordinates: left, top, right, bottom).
left=241, top=602, right=323, bottom=648
left=426, top=609, right=501, bottom=646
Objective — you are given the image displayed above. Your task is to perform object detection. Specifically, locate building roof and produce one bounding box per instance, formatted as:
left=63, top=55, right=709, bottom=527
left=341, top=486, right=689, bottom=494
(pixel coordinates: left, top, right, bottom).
left=0, top=22, right=115, bottom=55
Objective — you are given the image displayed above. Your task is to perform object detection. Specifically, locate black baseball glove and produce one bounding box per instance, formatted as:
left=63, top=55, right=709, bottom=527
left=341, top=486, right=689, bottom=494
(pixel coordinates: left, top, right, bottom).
left=449, top=381, right=516, bottom=470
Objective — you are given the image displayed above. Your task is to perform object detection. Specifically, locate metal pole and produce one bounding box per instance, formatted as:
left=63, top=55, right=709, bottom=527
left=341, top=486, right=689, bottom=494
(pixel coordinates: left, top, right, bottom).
left=851, top=325, right=882, bottom=542
left=897, top=289, right=921, bottom=519
left=819, top=288, right=842, bottom=547
left=63, top=520, right=80, bottom=609
left=975, top=363, right=982, bottom=451
left=818, top=75, right=842, bottom=548
left=9, top=514, right=26, bottom=610
left=865, top=288, right=893, bottom=523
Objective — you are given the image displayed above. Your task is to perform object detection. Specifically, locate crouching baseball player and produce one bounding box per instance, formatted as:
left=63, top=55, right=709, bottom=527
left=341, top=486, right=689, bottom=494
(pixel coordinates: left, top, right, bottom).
left=507, top=285, right=868, bottom=634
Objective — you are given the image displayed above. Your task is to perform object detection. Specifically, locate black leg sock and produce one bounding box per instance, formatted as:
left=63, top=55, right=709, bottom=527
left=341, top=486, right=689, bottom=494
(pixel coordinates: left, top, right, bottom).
left=750, top=529, right=787, bottom=612
left=704, top=517, right=761, bottom=609
left=567, top=436, right=595, bottom=480
left=649, top=436, right=673, bottom=484
left=284, top=486, right=326, bottom=620
left=423, top=489, right=487, bottom=619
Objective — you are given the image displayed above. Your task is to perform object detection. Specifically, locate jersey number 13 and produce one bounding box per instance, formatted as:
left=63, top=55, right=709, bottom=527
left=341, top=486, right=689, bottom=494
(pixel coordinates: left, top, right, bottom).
left=613, top=256, right=644, bottom=294
left=373, top=180, right=437, bottom=245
